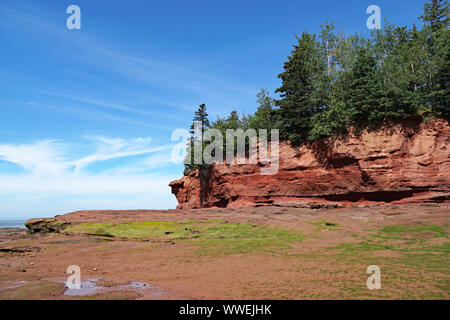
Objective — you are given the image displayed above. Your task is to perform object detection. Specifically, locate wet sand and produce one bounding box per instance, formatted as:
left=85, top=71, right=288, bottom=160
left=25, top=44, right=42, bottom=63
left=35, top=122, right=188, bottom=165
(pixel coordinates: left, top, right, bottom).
left=0, top=204, right=448, bottom=300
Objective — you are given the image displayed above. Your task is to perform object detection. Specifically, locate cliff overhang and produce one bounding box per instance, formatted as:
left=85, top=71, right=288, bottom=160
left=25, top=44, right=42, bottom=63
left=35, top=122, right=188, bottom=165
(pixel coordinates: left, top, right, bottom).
left=169, top=119, right=450, bottom=209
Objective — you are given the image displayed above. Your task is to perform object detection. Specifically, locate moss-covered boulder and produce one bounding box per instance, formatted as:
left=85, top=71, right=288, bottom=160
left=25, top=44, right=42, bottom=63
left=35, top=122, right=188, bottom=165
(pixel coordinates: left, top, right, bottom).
left=25, top=218, right=70, bottom=234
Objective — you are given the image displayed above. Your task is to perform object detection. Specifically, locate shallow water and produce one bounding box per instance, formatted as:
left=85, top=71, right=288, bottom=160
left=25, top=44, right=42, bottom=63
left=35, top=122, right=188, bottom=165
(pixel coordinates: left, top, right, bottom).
left=62, top=278, right=164, bottom=297
left=0, top=220, right=27, bottom=229
left=63, top=278, right=103, bottom=296
left=0, top=281, right=27, bottom=290
left=118, top=281, right=164, bottom=296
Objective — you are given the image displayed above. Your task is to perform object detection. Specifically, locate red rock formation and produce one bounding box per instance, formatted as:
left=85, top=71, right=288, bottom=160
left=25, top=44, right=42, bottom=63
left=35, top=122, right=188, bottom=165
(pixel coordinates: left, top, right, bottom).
left=169, top=119, right=450, bottom=209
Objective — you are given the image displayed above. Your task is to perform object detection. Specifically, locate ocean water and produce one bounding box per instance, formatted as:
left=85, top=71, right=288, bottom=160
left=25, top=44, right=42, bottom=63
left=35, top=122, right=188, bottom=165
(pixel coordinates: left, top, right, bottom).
left=0, top=220, right=27, bottom=229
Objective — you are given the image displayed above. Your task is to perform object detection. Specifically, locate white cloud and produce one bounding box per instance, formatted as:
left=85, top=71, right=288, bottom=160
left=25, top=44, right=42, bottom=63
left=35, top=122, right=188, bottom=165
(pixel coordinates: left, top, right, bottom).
left=72, top=137, right=171, bottom=173
left=0, top=138, right=180, bottom=218
left=0, top=140, right=70, bottom=175
left=142, top=152, right=177, bottom=169
left=0, top=173, right=175, bottom=196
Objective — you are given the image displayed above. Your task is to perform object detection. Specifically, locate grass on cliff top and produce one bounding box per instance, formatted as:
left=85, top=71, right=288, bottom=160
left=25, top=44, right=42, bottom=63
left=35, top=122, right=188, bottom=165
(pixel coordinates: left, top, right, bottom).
left=64, top=220, right=304, bottom=255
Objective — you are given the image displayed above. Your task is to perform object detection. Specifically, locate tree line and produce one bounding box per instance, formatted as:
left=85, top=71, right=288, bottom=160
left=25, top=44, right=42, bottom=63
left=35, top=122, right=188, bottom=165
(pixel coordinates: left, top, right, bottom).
left=184, top=0, right=449, bottom=174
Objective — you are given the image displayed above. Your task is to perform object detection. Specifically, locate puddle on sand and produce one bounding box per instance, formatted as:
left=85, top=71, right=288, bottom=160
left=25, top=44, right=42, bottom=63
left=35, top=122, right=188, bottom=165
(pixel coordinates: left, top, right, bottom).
left=63, top=278, right=104, bottom=296
left=0, top=281, right=27, bottom=290
left=124, top=281, right=148, bottom=289
left=61, top=278, right=164, bottom=297
left=117, top=281, right=164, bottom=296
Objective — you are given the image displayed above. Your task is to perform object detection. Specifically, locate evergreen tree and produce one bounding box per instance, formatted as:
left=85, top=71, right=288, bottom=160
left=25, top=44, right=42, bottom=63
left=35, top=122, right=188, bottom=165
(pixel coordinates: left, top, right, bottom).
left=407, top=23, right=431, bottom=113
left=309, top=71, right=352, bottom=140
left=249, top=89, right=277, bottom=132
left=225, top=110, right=241, bottom=130
left=182, top=0, right=448, bottom=176
left=184, top=104, right=211, bottom=175
left=421, top=0, right=449, bottom=33
left=434, top=27, right=450, bottom=117
left=210, top=110, right=250, bottom=158
left=376, top=26, right=417, bottom=120
left=275, top=32, right=321, bottom=144
left=189, top=103, right=210, bottom=134
left=420, top=0, right=450, bottom=117
left=346, top=47, right=383, bottom=126
left=319, top=21, right=338, bottom=77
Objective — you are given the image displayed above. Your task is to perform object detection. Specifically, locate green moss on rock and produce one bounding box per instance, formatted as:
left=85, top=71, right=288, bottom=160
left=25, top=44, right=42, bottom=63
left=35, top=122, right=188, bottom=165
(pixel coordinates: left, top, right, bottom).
left=25, top=218, right=70, bottom=234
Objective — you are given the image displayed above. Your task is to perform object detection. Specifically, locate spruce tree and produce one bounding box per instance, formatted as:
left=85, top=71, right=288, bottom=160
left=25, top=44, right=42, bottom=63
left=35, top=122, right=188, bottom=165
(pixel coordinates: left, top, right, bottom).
left=347, top=47, right=382, bottom=126
left=275, top=32, right=321, bottom=144
left=420, top=0, right=449, bottom=117
left=181, top=0, right=448, bottom=167
left=249, top=89, right=276, bottom=131
left=434, top=28, right=450, bottom=117
left=190, top=103, right=210, bottom=134
left=184, top=104, right=211, bottom=175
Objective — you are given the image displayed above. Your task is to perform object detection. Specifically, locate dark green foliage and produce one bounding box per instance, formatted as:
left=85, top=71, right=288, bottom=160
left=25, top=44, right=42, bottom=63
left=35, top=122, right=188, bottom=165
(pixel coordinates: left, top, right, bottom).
left=189, top=103, right=210, bottom=134
left=248, top=89, right=277, bottom=131
left=210, top=110, right=251, bottom=158
left=275, top=32, right=322, bottom=144
left=420, top=0, right=450, bottom=117
left=184, top=104, right=211, bottom=175
left=274, top=0, right=449, bottom=143
left=434, top=29, right=450, bottom=117
left=346, top=47, right=381, bottom=126
left=183, top=1, right=448, bottom=175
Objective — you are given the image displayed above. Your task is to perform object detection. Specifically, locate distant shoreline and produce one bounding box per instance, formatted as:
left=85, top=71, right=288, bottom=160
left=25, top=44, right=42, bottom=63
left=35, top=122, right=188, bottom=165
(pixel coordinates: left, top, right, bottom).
left=0, top=220, right=27, bottom=229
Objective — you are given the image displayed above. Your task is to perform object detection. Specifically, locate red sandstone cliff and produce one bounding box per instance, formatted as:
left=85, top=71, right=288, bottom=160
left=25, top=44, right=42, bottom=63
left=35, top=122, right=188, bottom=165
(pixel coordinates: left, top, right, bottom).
left=169, top=119, right=450, bottom=209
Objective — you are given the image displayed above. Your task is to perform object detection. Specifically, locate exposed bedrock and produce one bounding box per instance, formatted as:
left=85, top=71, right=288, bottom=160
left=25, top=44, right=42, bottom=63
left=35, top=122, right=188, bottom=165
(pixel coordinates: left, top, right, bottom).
left=169, top=119, right=450, bottom=209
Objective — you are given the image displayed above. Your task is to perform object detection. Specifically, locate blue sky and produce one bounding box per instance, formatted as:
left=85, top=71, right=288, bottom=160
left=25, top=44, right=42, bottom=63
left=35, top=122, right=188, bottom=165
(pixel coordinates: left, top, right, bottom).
left=0, top=0, right=427, bottom=219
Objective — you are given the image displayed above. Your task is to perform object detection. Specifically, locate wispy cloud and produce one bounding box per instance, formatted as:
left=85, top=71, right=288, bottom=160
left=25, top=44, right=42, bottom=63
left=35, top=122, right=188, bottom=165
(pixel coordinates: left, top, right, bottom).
left=0, top=1, right=258, bottom=115
left=0, top=137, right=173, bottom=175
left=0, top=140, right=70, bottom=175
left=35, top=89, right=186, bottom=123
left=37, top=90, right=151, bottom=115
left=0, top=172, right=179, bottom=218
left=19, top=101, right=173, bottom=130
left=0, top=0, right=259, bottom=218
left=72, top=137, right=171, bottom=173
left=0, top=137, right=180, bottom=217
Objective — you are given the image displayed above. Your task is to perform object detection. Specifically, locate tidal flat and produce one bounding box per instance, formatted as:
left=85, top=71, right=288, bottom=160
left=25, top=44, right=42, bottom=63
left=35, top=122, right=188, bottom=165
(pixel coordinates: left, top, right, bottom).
left=0, top=204, right=448, bottom=299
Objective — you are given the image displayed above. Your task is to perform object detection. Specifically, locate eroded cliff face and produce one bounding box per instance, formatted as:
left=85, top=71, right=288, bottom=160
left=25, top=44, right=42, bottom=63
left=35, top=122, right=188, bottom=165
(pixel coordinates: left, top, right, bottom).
left=169, top=119, right=450, bottom=209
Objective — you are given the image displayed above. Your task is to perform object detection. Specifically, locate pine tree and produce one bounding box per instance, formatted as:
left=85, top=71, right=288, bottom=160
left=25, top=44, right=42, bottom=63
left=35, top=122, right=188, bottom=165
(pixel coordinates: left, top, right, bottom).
left=407, top=23, right=430, bottom=112
left=184, top=104, right=211, bottom=175
left=275, top=32, right=321, bottom=144
left=319, top=21, right=338, bottom=78
left=181, top=0, right=448, bottom=171
left=189, top=103, right=210, bottom=134
left=434, top=27, right=450, bottom=117
left=420, top=0, right=450, bottom=116
left=347, top=47, right=383, bottom=126
left=249, top=89, right=276, bottom=131
left=421, top=0, right=449, bottom=34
